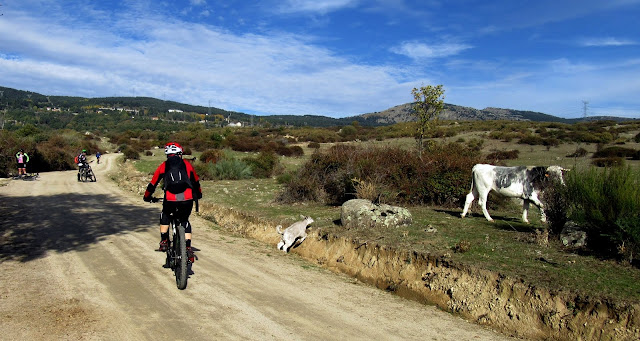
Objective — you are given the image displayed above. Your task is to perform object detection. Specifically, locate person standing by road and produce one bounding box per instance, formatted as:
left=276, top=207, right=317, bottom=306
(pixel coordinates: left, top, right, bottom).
left=96, top=151, right=101, bottom=164
left=15, top=149, right=29, bottom=178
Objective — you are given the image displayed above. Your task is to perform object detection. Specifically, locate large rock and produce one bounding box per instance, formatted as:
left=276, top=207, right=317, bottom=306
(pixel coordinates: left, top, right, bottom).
left=560, top=221, right=587, bottom=247
left=341, top=199, right=412, bottom=229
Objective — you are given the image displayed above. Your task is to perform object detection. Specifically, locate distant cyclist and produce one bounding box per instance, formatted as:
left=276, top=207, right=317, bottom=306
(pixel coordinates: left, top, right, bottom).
left=96, top=151, right=101, bottom=164
left=143, top=142, right=202, bottom=263
left=15, top=149, right=29, bottom=178
left=76, top=149, right=88, bottom=181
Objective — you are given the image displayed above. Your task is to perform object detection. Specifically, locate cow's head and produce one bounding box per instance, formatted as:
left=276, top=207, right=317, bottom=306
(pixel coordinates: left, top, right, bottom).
left=545, top=166, right=569, bottom=185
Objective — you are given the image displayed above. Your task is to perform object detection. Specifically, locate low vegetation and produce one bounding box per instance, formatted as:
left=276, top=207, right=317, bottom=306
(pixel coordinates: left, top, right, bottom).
left=3, top=108, right=640, bottom=303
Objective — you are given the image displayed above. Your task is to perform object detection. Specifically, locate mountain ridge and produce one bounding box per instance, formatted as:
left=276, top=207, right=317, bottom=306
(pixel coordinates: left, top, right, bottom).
left=1, top=86, right=635, bottom=127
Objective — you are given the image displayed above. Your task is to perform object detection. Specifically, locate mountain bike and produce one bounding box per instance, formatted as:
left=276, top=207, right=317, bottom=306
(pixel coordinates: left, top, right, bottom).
left=79, top=162, right=97, bottom=182
left=151, top=197, right=190, bottom=290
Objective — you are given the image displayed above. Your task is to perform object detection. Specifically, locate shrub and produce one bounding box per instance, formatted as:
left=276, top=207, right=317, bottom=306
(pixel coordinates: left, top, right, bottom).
left=200, top=149, right=223, bottom=163
left=145, top=150, right=153, bottom=156
left=276, top=171, right=294, bottom=185
left=566, top=167, right=640, bottom=262
left=567, top=147, right=588, bottom=158
left=308, top=142, right=321, bottom=149
left=243, top=151, right=281, bottom=178
left=289, top=145, right=304, bottom=157
left=591, top=157, right=624, bottom=167
left=193, top=162, right=213, bottom=181
left=519, top=135, right=544, bottom=145
left=542, top=179, right=570, bottom=235
left=211, top=158, right=252, bottom=180
left=486, top=149, right=519, bottom=160
left=278, top=143, right=482, bottom=206
left=123, top=148, right=140, bottom=161
left=635, top=132, right=640, bottom=143
left=592, top=146, right=637, bottom=159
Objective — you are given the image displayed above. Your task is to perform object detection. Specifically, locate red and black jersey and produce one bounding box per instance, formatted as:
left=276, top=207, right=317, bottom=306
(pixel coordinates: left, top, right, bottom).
left=144, top=156, right=202, bottom=202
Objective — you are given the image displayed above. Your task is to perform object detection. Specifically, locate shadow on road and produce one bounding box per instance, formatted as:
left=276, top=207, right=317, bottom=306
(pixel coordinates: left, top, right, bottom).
left=0, top=192, right=158, bottom=262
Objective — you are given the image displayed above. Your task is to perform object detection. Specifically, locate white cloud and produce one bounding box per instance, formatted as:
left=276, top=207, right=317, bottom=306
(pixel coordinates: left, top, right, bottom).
left=392, top=41, right=472, bottom=59
left=579, top=37, right=638, bottom=47
left=0, top=8, right=414, bottom=117
left=276, top=0, right=359, bottom=14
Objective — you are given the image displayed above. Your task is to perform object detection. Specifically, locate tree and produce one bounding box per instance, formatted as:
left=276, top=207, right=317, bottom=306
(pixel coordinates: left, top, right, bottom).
left=411, top=85, right=445, bottom=158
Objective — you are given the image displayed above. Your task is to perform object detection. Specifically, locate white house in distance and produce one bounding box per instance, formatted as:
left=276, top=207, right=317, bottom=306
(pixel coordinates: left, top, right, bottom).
left=168, top=109, right=183, bottom=113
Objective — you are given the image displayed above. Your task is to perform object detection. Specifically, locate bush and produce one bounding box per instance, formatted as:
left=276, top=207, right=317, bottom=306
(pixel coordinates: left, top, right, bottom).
left=566, top=167, right=640, bottom=262
left=567, top=147, right=588, bottom=158
left=542, top=179, right=569, bottom=235
left=308, top=142, right=320, bottom=149
left=486, top=149, right=519, bottom=160
left=591, top=157, right=624, bottom=167
left=519, top=135, right=544, bottom=145
left=211, top=158, right=252, bottom=180
left=278, top=143, right=483, bottom=206
left=592, top=146, right=637, bottom=159
left=243, top=151, right=281, bottom=178
left=200, top=149, right=223, bottom=163
left=123, top=148, right=140, bottom=161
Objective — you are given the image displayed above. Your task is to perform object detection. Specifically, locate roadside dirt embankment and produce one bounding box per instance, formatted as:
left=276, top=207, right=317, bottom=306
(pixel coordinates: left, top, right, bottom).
left=201, top=202, right=640, bottom=341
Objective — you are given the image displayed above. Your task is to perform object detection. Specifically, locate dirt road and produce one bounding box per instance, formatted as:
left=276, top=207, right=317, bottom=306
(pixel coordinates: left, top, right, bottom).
left=0, top=154, right=516, bottom=340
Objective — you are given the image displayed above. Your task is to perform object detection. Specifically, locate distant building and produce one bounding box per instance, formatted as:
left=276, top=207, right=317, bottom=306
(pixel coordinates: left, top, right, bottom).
left=168, top=109, right=183, bottom=113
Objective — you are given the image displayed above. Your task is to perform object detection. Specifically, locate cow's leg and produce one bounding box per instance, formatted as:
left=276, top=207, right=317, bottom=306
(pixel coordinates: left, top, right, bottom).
left=529, top=193, right=546, bottom=222
left=461, top=180, right=480, bottom=218
left=461, top=189, right=476, bottom=218
left=478, top=190, right=493, bottom=222
left=522, top=199, right=530, bottom=223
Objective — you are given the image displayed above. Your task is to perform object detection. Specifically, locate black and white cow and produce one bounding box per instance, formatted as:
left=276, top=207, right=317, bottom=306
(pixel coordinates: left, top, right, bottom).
left=460, top=164, right=567, bottom=223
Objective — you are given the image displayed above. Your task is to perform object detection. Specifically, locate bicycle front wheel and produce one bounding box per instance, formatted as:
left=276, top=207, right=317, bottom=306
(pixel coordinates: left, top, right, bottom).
left=173, top=224, right=188, bottom=290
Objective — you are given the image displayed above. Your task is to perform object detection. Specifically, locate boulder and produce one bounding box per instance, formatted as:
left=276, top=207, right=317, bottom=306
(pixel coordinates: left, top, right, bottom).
left=341, top=199, right=412, bottom=229
left=560, top=221, right=587, bottom=247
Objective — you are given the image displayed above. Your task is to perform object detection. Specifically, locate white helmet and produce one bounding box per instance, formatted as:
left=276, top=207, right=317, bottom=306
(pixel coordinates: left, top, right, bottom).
left=164, top=142, right=183, bottom=155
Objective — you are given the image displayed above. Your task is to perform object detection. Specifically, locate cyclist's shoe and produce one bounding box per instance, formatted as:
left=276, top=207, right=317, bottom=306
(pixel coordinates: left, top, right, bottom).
left=187, top=247, right=195, bottom=263
left=158, top=239, right=169, bottom=252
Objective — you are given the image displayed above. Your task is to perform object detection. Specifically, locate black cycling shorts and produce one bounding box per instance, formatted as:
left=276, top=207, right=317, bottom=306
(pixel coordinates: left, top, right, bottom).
left=17, top=163, right=26, bottom=169
left=160, top=200, right=193, bottom=226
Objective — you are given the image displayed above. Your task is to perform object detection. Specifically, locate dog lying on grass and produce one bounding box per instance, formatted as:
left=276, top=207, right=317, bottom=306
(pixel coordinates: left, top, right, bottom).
left=276, top=216, right=314, bottom=252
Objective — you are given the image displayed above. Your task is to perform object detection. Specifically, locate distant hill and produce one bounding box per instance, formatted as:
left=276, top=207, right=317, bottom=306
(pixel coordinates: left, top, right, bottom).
left=1, top=86, right=635, bottom=128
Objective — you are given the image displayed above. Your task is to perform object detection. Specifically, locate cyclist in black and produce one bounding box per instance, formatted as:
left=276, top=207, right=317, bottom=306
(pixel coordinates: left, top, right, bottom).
left=76, top=149, right=88, bottom=181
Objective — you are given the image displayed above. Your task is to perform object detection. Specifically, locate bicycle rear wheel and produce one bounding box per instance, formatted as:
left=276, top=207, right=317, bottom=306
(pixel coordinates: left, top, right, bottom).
left=173, top=223, right=188, bottom=290
left=81, top=169, right=88, bottom=182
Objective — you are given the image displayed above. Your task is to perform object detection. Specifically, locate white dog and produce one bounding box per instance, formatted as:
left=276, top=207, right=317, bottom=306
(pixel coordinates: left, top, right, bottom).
left=276, top=216, right=314, bottom=252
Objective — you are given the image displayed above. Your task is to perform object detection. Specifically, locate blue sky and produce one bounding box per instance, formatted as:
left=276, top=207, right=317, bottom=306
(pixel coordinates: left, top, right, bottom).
left=0, top=0, right=639, bottom=119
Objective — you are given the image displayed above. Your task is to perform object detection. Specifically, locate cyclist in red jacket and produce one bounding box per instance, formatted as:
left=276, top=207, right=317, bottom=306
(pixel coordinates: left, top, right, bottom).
left=143, top=142, right=202, bottom=263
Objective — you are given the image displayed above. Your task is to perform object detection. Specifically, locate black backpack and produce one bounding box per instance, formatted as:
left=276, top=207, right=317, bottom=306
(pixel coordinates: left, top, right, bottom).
left=163, top=156, right=193, bottom=194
